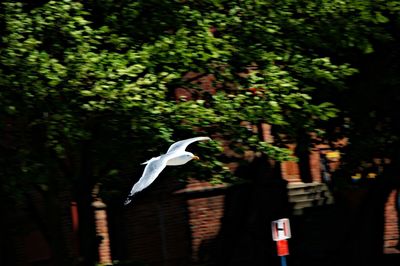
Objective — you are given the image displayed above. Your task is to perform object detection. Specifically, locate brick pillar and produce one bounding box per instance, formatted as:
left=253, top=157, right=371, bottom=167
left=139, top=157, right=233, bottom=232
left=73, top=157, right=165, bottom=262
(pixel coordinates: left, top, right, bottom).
left=384, top=189, right=400, bottom=254
left=92, top=183, right=112, bottom=265
left=281, top=144, right=301, bottom=182
left=309, top=149, right=322, bottom=183
left=93, top=201, right=112, bottom=265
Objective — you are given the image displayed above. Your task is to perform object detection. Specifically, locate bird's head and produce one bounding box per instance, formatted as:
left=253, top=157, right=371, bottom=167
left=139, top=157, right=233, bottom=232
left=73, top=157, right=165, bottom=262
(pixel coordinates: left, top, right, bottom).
left=186, top=152, right=199, bottom=160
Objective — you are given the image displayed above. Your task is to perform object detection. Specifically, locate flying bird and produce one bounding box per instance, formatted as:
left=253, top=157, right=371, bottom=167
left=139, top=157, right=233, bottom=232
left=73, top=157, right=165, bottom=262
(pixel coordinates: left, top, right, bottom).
left=124, top=136, right=211, bottom=205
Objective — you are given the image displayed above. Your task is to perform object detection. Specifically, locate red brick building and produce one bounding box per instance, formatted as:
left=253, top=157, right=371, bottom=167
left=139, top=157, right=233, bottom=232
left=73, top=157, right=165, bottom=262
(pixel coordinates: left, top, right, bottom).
left=104, top=142, right=399, bottom=265
left=4, top=73, right=399, bottom=265
left=3, top=142, right=399, bottom=266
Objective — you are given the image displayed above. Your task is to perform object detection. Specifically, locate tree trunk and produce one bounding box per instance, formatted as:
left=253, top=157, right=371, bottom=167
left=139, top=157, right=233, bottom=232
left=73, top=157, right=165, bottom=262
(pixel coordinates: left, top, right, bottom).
left=76, top=141, right=98, bottom=266
left=45, top=185, right=72, bottom=266
left=0, top=199, right=16, bottom=266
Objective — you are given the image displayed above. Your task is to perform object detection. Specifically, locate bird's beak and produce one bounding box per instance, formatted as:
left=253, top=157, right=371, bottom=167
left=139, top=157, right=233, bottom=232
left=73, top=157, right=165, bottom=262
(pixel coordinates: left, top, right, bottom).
left=193, top=155, right=200, bottom=160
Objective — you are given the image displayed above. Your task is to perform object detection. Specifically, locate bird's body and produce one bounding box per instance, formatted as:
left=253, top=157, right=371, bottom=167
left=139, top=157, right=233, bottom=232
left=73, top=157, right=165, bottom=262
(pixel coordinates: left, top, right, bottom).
left=124, top=136, right=211, bottom=205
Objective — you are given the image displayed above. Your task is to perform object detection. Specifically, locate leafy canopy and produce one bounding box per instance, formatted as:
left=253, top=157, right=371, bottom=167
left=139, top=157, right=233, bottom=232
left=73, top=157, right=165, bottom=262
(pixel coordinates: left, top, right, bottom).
left=1, top=0, right=392, bottom=198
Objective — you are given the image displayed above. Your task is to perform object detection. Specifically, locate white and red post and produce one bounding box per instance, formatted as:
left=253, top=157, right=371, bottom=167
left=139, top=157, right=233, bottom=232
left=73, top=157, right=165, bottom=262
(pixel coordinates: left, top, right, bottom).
left=271, top=218, right=291, bottom=266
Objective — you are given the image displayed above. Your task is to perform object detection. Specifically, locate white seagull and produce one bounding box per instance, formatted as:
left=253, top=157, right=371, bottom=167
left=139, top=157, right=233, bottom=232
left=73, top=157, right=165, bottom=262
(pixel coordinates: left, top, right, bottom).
left=124, top=136, right=211, bottom=205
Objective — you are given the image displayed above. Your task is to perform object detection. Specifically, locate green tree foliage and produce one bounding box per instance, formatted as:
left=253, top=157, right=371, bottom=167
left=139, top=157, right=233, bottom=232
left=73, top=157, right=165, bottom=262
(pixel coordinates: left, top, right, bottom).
left=1, top=0, right=398, bottom=263
left=0, top=0, right=363, bottom=195
left=308, top=0, right=400, bottom=179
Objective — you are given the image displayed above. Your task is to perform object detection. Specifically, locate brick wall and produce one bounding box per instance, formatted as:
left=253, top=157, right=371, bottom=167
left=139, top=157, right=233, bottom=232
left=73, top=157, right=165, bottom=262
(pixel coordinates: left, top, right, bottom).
left=121, top=177, right=192, bottom=266
left=181, top=180, right=226, bottom=263
left=116, top=153, right=400, bottom=266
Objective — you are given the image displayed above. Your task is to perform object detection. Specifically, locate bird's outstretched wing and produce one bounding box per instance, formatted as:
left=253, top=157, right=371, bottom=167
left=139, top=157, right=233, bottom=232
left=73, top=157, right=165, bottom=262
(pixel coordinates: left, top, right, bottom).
left=166, top=136, right=211, bottom=154
left=124, top=154, right=171, bottom=205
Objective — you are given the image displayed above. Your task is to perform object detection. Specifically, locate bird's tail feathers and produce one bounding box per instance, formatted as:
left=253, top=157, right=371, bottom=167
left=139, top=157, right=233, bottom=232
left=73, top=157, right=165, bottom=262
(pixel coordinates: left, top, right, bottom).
left=124, top=188, right=141, bottom=206
left=124, top=198, right=131, bottom=206
left=124, top=195, right=134, bottom=206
